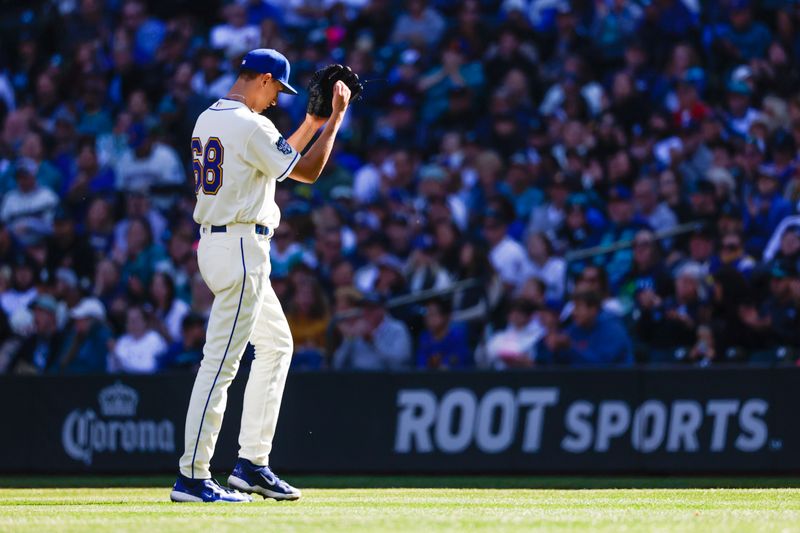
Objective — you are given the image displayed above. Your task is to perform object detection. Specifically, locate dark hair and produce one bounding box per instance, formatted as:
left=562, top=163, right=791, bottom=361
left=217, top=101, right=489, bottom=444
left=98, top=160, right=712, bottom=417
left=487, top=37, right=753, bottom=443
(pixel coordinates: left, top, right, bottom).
left=181, top=312, right=206, bottom=330
left=426, top=297, right=453, bottom=316
left=77, top=135, right=96, bottom=152
left=128, top=216, right=154, bottom=247
left=509, top=298, right=536, bottom=315
left=572, top=289, right=602, bottom=309
left=238, top=68, right=261, bottom=81
left=151, top=271, right=176, bottom=310
left=579, top=265, right=609, bottom=293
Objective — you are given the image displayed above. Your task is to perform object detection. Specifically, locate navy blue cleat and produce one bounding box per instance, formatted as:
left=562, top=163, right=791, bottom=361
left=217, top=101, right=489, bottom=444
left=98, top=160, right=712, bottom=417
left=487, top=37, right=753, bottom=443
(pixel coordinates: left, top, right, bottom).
left=170, top=474, right=253, bottom=503
left=227, top=458, right=302, bottom=501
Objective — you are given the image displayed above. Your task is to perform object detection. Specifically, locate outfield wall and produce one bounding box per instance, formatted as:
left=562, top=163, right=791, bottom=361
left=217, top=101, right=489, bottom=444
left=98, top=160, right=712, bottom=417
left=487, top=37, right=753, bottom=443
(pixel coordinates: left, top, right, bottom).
left=0, top=367, right=796, bottom=474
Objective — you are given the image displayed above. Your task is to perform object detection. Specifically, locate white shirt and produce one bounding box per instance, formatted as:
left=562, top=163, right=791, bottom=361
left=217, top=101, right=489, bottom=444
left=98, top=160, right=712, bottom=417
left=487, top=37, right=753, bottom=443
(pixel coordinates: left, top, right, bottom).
left=115, top=143, right=185, bottom=191
left=191, top=71, right=237, bottom=100
left=490, top=236, right=529, bottom=287
left=486, top=319, right=546, bottom=368
left=192, top=99, right=299, bottom=229
left=0, top=186, right=58, bottom=227
left=163, top=298, right=190, bottom=343
left=522, top=257, right=566, bottom=300
left=210, top=24, right=261, bottom=58
left=110, top=330, right=167, bottom=374
left=0, top=288, right=37, bottom=317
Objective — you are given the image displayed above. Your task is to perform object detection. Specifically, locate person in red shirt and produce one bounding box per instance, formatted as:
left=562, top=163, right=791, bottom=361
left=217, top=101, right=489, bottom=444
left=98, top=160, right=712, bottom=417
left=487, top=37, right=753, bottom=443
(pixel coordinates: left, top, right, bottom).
left=673, top=68, right=711, bottom=129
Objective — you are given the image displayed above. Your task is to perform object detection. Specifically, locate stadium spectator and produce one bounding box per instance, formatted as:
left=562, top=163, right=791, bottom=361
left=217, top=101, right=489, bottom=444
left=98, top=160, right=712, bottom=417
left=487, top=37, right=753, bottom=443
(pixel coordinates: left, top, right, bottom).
left=286, top=278, right=331, bottom=369
left=6, top=295, right=64, bottom=375
left=0, top=159, right=59, bottom=246
left=538, top=290, right=634, bottom=366
left=332, top=292, right=412, bottom=370
left=150, top=272, right=189, bottom=343
left=417, top=297, right=470, bottom=369
left=53, top=298, right=111, bottom=375
left=485, top=299, right=543, bottom=369
left=595, top=185, right=647, bottom=289
left=391, top=0, right=446, bottom=50
left=114, top=123, right=184, bottom=194
left=522, top=233, right=566, bottom=302
left=1, top=258, right=38, bottom=319
left=634, top=261, right=712, bottom=355
left=161, top=313, right=206, bottom=371
left=483, top=208, right=528, bottom=289
left=108, top=305, right=167, bottom=374
left=633, top=177, right=678, bottom=234
left=210, top=3, right=261, bottom=59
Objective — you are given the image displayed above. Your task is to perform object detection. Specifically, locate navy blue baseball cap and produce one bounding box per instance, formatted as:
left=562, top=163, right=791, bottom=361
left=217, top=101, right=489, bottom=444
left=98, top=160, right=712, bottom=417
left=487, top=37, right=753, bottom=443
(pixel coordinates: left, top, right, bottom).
left=240, top=48, right=298, bottom=95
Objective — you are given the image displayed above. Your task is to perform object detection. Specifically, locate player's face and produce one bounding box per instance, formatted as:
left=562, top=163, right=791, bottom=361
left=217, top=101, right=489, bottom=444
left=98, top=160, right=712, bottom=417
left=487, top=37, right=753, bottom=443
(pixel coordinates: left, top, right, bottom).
left=253, top=74, right=282, bottom=113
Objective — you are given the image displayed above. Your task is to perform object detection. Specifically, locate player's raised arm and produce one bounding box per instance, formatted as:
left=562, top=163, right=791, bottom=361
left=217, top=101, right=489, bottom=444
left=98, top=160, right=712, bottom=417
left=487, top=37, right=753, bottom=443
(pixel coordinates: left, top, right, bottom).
left=287, top=80, right=351, bottom=184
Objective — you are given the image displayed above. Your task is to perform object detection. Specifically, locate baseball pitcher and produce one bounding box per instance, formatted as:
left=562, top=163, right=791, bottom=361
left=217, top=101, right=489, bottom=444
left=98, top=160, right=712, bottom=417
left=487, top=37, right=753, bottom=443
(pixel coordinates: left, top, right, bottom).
left=170, top=49, right=361, bottom=503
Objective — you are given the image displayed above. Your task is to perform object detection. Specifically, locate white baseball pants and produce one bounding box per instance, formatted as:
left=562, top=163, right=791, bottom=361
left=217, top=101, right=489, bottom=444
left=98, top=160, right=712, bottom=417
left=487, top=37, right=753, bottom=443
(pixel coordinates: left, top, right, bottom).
left=179, top=223, right=293, bottom=479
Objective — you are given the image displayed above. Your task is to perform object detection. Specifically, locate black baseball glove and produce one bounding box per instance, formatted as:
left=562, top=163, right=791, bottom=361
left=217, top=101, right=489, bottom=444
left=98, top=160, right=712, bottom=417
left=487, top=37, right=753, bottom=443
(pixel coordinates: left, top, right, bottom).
left=306, top=64, right=363, bottom=118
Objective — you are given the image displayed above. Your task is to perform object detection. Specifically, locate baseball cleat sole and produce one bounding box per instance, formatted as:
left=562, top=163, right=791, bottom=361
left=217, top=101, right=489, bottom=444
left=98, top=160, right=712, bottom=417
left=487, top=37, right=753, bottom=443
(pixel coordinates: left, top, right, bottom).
left=170, top=490, right=204, bottom=503
left=227, top=475, right=302, bottom=501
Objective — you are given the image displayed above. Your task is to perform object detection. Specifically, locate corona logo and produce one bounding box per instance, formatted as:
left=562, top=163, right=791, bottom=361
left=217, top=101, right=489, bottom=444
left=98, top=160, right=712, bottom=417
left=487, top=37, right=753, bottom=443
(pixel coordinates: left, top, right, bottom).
left=62, top=382, right=175, bottom=466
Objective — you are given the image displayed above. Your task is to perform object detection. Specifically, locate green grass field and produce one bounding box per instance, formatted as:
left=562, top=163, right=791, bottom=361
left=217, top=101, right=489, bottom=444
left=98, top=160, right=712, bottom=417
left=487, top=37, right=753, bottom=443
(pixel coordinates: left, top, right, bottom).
left=1, top=477, right=799, bottom=532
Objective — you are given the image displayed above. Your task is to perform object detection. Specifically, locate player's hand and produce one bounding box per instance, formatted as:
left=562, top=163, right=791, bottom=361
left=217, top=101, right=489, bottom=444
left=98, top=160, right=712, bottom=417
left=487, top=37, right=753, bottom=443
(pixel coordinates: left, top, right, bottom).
left=331, top=81, right=351, bottom=115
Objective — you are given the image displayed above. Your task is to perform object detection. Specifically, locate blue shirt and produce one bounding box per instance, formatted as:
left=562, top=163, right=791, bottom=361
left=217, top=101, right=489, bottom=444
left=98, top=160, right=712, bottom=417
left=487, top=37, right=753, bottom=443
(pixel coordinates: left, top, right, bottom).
left=416, top=323, right=471, bottom=369
left=539, top=312, right=634, bottom=366
left=53, top=323, right=112, bottom=375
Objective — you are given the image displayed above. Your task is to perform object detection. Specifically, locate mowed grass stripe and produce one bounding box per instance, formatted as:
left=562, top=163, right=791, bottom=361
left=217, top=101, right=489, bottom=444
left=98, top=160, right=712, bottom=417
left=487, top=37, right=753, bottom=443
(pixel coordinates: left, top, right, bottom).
left=0, top=487, right=799, bottom=532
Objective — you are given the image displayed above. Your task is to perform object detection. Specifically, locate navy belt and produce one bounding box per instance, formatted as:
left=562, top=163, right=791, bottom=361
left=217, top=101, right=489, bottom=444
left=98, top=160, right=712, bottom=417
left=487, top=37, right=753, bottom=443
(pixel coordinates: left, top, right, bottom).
left=210, top=224, right=270, bottom=236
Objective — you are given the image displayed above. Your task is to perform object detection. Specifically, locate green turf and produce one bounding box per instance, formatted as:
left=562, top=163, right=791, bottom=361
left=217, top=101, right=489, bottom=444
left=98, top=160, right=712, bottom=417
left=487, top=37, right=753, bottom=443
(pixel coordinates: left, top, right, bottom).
left=0, top=479, right=799, bottom=532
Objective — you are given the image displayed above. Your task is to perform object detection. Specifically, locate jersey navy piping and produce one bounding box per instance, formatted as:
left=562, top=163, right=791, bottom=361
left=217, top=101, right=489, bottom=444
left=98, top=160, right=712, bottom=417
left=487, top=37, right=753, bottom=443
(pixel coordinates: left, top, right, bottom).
left=190, top=237, right=247, bottom=478
left=276, top=151, right=299, bottom=182
left=207, top=99, right=252, bottom=112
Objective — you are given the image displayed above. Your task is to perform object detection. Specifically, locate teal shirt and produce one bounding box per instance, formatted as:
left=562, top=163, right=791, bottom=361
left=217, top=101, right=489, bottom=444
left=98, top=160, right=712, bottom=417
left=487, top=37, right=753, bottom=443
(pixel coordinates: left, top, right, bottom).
left=122, top=244, right=168, bottom=288
left=53, top=322, right=112, bottom=375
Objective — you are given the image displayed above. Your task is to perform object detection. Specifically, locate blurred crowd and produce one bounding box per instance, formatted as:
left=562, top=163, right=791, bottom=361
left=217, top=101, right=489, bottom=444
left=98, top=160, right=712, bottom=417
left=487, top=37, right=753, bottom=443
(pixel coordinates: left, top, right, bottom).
left=3, top=0, right=800, bottom=374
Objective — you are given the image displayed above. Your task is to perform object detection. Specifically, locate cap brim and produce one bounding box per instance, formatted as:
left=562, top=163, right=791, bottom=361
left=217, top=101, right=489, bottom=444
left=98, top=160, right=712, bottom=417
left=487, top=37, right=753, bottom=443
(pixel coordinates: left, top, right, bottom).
left=278, top=81, right=298, bottom=95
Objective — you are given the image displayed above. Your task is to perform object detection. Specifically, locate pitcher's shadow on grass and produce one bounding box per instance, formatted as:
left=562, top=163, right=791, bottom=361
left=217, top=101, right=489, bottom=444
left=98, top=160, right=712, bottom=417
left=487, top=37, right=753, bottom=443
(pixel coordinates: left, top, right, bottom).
left=1, top=475, right=800, bottom=490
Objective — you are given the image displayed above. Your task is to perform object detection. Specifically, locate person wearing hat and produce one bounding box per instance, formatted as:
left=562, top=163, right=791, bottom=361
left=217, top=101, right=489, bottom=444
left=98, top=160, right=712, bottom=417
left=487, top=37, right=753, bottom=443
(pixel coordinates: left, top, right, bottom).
left=595, top=185, right=647, bottom=290
left=743, top=166, right=792, bottom=253
left=710, top=231, right=756, bottom=278
left=673, top=68, right=710, bottom=130
left=687, top=225, right=717, bottom=272
left=0, top=158, right=59, bottom=246
left=115, top=121, right=185, bottom=195
left=724, top=78, right=760, bottom=138
left=634, top=261, right=711, bottom=357
left=331, top=290, right=412, bottom=371
left=0, top=256, right=38, bottom=319
left=174, top=49, right=352, bottom=503
left=714, top=0, right=772, bottom=64
left=757, top=260, right=800, bottom=348
left=6, top=295, right=65, bottom=375
left=51, top=297, right=112, bottom=375
left=633, top=176, right=678, bottom=235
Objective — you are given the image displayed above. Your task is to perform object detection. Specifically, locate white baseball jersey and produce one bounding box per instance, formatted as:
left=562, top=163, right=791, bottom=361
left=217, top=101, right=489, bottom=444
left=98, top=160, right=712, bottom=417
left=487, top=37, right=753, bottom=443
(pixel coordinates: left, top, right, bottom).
left=191, top=98, right=299, bottom=229
left=179, top=96, right=299, bottom=480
